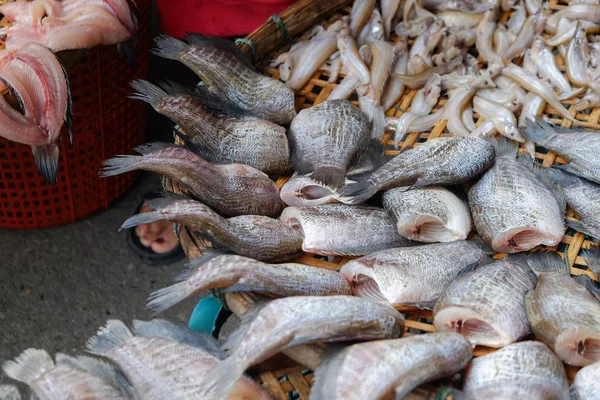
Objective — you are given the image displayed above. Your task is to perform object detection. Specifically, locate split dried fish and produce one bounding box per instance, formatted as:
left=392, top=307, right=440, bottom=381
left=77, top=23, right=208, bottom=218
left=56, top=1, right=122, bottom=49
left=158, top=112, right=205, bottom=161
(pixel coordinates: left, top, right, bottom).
left=433, top=259, right=537, bottom=347
left=339, top=241, right=486, bottom=309
left=280, top=175, right=343, bottom=207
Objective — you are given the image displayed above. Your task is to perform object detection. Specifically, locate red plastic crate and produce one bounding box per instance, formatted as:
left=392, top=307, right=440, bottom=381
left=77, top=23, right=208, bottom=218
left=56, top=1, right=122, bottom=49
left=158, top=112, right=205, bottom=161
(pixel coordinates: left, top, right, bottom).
left=0, top=0, right=151, bottom=229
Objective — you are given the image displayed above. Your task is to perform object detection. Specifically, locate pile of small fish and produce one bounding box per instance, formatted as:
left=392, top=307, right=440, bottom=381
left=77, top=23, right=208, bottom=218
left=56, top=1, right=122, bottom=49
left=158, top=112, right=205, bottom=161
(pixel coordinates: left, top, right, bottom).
left=0, top=0, right=137, bottom=184
left=6, top=0, right=600, bottom=399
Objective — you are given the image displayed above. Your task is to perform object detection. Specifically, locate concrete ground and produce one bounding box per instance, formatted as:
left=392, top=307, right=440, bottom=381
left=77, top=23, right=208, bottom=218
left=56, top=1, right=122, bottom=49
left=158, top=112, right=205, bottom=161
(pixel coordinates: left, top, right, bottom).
left=0, top=173, right=201, bottom=394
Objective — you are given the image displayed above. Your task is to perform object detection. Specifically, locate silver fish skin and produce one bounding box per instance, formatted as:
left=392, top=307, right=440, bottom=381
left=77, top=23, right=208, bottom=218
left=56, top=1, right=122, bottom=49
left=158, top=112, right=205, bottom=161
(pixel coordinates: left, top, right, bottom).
left=523, top=251, right=600, bottom=367
left=337, top=28, right=371, bottom=85
left=582, top=247, right=600, bottom=281
left=467, top=138, right=565, bottom=254
left=502, top=9, right=546, bottom=63
left=339, top=241, right=486, bottom=309
left=146, top=254, right=352, bottom=314
left=381, top=38, right=409, bottom=111
left=152, top=34, right=296, bottom=124
left=438, top=11, right=483, bottom=29
left=279, top=204, right=411, bottom=256
left=120, top=197, right=304, bottom=263
left=462, top=341, right=570, bottom=399
left=100, top=143, right=283, bottom=218
left=223, top=292, right=330, bottom=371
left=382, top=186, right=471, bottom=243
left=507, top=0, right=526, bottom=35
left=0, top=385, right=20, bottom=400
left=476, top=8, right=504, bottom=66
left=566, top=22, right=594, bottom=89
left=433, top=260, right=537, bottom=348
left=86, top=319, right=271, bottom=400
left=545, top=167, right=600, bottom=240
left=522, top=118, right=600, bottom=184
left=472, top=96, right=524, bottom=142
left=518, top=92, right=545, bottom=128
left=340, top=136, right=495, bottom=204
left=546, top=3, right=600, bottom=34
left=421, top=0, right=498, bottom=13
left=530, top=37, right=582, bottom=100
left=129, top=79, right=292, bottom=175
left=310, top=333, right=473, bottom=400
left=381, top=0, right=402, bottom=39
left=288, top=99, right=372, bottom=188
left=202, top=295, right=405, bottom=400
left=2, top=350, right=131, bottom=400
left=571, top=360, right=600, bottom=400
left=493, top=24, right=517, bottom=56
left=350, top=0, right=376, bottom=37
left=575, top=87, right=600, bottom=111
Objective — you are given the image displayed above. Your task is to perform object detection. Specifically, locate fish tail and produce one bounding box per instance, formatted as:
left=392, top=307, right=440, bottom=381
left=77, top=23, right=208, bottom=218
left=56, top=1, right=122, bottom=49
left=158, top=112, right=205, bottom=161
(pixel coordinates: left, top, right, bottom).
left=146, top=281, right=208, bottom=314
left=2, top=349, right=54, bottom=384
left=31, top=144, right=59, bottom=185
left=519, top=251, right=569, bottom=276
left=86, top=320, right=133, bottom=357
left=119, top=210, right=167, bottom=231
left=128, top=79, right=169, bottom=108
left=311, top=166, right=347, bottom=189
left=338, top=181, right=378, bottom=204
left=487, top=135, right=519, bottom=158
left=573, top=275, right=600, bottom=301
left=99, top=155, right=143, bottom=177
left=151, top=34, right=188, bottom=61
left=521, top=117, right=555, bottom=145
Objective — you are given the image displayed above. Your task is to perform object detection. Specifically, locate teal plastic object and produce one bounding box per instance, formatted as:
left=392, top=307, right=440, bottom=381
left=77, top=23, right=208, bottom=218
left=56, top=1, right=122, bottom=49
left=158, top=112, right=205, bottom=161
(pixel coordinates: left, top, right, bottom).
left=188, top=294, right=223, bottom=334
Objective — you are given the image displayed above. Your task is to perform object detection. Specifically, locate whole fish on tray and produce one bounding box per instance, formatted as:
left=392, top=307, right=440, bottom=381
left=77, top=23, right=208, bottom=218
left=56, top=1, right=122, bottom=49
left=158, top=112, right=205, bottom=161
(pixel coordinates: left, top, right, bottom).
left=460, top=341, right=570, bottom=399
left=200, top=295, right=404, bottom=400
left=100, top=143, right=283, bottom=217
left=86, top=319, right=271, bottom=400
left=468, top=138, right=565, bottom=253
left=310, top=333, right=473, bottom=400
left=523, top=251, right=600, bottom=367
left=339, top=241, right=487, bottom=309
left=340, top=136, right=495, bottom=204
left=0, top=43, right=71, bottom=184
left=120, top=196, right=304, bottom=263
left=2, top=349, right=132, bottom=399
left=129, top=79, right=292, bottom=175
left=433, top=259, right=537, bottom=348
left=279, top=204, right=411, bottom=256
left=382, top=185, right=471, bottom=243
left=152, top=34, right=296, bottom=124
left=146, top=254, right=351, bottom=314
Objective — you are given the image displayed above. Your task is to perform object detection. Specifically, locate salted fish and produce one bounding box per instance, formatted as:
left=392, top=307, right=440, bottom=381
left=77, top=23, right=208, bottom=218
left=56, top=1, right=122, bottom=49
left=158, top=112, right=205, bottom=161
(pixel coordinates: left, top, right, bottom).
left=571, top=360, right=600, bottom=400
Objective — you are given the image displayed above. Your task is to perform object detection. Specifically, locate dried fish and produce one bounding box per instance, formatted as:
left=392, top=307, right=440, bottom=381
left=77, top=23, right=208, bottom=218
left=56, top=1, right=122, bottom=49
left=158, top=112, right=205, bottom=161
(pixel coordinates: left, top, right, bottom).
left=350, top=0, right=376, bottom=37
left=337, top=28, right=370, bottom=85
left=530, top=37, right=582, bottom=100
left=502, top=10, right=546, bottom=62
left=280, top=175, right=343, bottom=207
left=472, top=95, right=524, bottom=142
left=546, top=3, right=600, bottom=34
left=571, top=360, right=600, bottom=400
left=476, top=8, right=504, bottom=66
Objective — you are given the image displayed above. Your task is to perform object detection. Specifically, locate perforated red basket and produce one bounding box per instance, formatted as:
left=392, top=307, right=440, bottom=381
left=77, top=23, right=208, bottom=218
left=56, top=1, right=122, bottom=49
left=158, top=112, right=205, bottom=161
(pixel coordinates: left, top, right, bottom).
left=0, top=0, right=150, bottom=229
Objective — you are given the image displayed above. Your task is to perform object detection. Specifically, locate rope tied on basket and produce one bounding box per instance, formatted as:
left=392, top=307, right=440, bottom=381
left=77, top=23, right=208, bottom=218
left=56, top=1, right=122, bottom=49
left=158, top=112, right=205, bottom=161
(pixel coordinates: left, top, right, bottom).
left=235, top=38, right=258, bottom=65
left=269, top=14, right=289, bottom=48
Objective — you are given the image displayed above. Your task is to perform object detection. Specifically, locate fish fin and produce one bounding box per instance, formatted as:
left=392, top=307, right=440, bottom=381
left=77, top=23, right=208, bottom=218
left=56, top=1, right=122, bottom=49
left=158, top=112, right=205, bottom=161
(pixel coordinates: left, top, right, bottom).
left=184, top=33, right=255, bottom=71
left=566, top=220, right=600, bottom=241
left=581, top=246, right=600, bottom=277
left=488, top=135, right=519, bottom=158
left=128, top=79, right=169, bottom=107
left=544, top=167, right=581, bottom=188
left=183, top=249, right=227, bottom=271
left=573, top=275, right=600, bottom=302
left=145, top=281, right=204, bottom=315
left=54, top=353, right=121, bottom=384
left=1, top=349, right=54, bottom=384
left=86, top=320, right=133, bottom=357
left=534, top=164, right=567, bottom=216
left=119, top=210, right=169, bottom=231
left=338, top=181, right=378, bottom=204
left=173, top=129, right=203, bottom=157
left=31, top=144, right=59, bottom=185
left=311, top=166, right=347, bottom=189
left=222, top=300, right=271, bottom=353
left=193, top=84, right=248, bottom=117
left=350, top=139, right=390, bottom=174
left=132, top=319, right=224, bottom=357
left=132, top=141, right=184, bottom=155
left=55, top=53, right=73, bottom=144
left=468, top=234, right=496, bottom=255
left=151, top=34, right=189, bottom=61
left=521, top=117, right=556, bottom=145
left=522, top=251, right=569, bottom=276
left=200, top=356, right=245, bottom=400
left=554, top=162, right=579, bottom=175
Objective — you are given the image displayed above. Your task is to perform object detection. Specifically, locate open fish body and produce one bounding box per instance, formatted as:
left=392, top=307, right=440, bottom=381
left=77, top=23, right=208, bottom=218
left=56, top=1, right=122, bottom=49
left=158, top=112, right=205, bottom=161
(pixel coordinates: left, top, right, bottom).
left=310, top=333, right=473, bottom=400
left=202, top=295, right=404, bottom=400
left=462, top=341, right=570, bottom=399
left=101, top=143, right=283, bottom=217
left=280, top=175, right=344, bottom=206
left=2, top=349, right=130, bottom=400
left=86, top=319, right=270, bottom=400
left=280, top=204, right=410, bottom=256
left=146, top=254, right=351, bottom=314
left=340, top=136, right=495, bottom=204
left=467, top=139, right=565, bottom=254
left=288, top=99, right=372, bottom=188
left=524, top=252, right=600, bottom=367
left=433, top=260, right=537, bottom=348
left=129, top=80, right=292, bottom=175
left=339, top=241, right=486, bottom=309
left=382, top=186, right=471, bottom=243
left=153, top=34, right=296, bottom=124
left=522, top=118, right=600, bottom=184
left=120, top=197, right=303, bottom=262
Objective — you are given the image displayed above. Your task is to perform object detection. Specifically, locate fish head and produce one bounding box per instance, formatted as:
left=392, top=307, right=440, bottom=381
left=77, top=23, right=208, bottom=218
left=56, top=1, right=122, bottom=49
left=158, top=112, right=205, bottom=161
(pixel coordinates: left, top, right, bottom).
left=555, top=328, right=600, bottom=367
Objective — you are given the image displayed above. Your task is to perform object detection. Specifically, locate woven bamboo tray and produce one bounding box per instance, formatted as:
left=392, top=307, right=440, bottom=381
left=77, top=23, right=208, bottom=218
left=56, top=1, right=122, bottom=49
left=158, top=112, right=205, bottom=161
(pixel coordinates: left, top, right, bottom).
left=167, top=0, right=595, bottom=397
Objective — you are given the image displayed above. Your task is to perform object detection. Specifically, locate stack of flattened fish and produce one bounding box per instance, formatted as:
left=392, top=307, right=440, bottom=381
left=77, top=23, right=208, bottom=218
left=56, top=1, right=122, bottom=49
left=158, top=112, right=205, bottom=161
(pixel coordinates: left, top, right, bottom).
left=0, top=0, right=136, bottom=183
left=7, top=0, right=600, bottom=398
